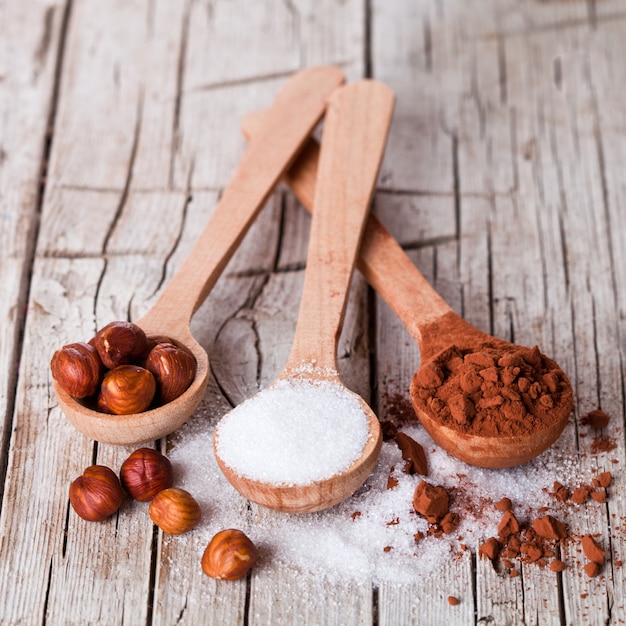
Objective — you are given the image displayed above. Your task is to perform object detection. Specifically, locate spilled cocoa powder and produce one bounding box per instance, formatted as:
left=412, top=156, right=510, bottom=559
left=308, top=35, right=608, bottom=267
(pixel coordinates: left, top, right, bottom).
left=581, top=409, right=611, bottom=430
left=551, top=472, right=612, bottom=506
left=411, top=342, right=573, bottom=437
left=478, top=506, right=608, bottom=578
left=412, top=479, right=460, bottom=536
left=590, top=435, right=617, bottom=454
left=476, top=467, right=614, bottom=578
left=394, top=432, right=428, bottom=476
left=375, top=400, right=617, bottom=590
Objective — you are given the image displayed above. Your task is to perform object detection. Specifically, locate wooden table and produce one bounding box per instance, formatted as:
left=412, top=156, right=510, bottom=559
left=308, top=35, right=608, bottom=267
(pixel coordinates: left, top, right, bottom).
left=1, top=1, right=624, bottom=624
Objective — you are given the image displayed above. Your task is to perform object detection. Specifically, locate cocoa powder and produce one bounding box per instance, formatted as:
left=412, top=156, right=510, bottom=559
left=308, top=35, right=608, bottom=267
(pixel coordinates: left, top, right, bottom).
left=411, top=342, right=573, bottom=437
left=590, top=435, right=617, bottom=454
left=532, top=515, right=568, bottom=540
left=581, top=535, right=605, bottom=565
left=413, top=480, right=450, bottom=523
left=394, top=432, right=428, bottom=476
left=582, top=409, right=611, bottom=429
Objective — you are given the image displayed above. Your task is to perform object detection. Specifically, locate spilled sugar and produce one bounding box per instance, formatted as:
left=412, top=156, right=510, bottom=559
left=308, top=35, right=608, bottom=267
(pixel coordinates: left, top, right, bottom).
left=170, top=404, right=587, bottom=584
left=214, top=378, right=370, bottom=485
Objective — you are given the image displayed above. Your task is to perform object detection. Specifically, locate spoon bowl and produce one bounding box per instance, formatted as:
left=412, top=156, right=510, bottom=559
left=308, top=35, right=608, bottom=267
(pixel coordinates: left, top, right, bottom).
left=214, top=372, right=382, bottom=513
left=54, top=327, right=209, bottom=444
left=214, top=79, right=395, bottom=512
left=406, top=313, right=572, bottom=468
left=54, top=65, right=346, bottom=445
left=242, top=111, right=573, bottom=469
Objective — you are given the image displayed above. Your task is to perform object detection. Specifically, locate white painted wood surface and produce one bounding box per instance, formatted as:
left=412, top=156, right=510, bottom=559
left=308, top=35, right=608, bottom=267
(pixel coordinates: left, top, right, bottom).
left=1, top=0, right=624, bottom=624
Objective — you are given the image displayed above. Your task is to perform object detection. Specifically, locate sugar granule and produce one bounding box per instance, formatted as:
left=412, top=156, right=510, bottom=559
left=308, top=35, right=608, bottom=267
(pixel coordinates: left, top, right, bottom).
left=214, top=378, right=370, bottom=485
left=170, top=408, right=586, bottom=584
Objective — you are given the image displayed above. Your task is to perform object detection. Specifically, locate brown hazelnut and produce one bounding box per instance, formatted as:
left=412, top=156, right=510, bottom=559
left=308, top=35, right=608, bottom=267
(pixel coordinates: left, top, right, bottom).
left=94, top=321, right=148, bottom=369
left=50, top=342, right=104, bottom=398
left=120, top=448, right=174, bottom=501
left=201, top=529, right=257, bottom=581
left=149, top=487, right=201, bottom=534
left=69, top=465, right=124, bottom=522
left=98, top=365, right=156, bottom=415
left=145, top=343, right=197, bottom=404
left=144, top=334, right=176, bottom=353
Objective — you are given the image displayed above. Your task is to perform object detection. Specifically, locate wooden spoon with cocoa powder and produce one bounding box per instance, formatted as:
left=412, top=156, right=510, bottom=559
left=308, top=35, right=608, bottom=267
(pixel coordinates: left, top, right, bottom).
left=242, top=114, right=573, bottom=469
left=54, top=66, right=345, bottom=445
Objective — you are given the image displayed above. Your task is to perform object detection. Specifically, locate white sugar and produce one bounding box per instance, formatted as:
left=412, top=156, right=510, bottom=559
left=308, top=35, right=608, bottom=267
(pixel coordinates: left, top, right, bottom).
left=170, top=410, right=590, bottom=585
left=168, top=395, right=603, bottom=586
left=214, top=378, right=371, bottom=486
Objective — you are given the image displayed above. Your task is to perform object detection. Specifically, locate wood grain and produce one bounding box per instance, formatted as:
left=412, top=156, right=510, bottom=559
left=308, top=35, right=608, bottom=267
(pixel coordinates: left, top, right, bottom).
left=0, top=0, right=624, bottom=623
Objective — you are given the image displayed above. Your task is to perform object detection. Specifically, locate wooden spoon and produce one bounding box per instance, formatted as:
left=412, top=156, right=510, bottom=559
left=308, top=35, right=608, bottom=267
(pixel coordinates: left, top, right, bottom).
left=241, top=113, right=573, bottom=469
left=213, top=80, right=395, bottom=512
left=53, top=65, right=346, bottom=445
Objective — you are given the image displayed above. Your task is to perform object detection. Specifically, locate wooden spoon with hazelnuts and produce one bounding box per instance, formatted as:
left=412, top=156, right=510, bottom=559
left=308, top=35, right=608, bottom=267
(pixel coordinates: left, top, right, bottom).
left=52, top=65, right=346, bottom=445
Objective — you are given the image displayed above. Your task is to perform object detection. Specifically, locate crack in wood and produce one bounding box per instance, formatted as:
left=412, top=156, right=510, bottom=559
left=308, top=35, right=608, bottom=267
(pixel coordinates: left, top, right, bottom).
left=147, top=191, right=194, bottom=301
left=170, top=1, right=192, bottom=190
left=145, top=523, right=160, bottom=626
left=174, top=595, right=187, bottom=624
left=553, top=57, right=562, bottom=91
left=584, top=55, right=619, bottom=305
left=41, top=557, right=54, bottom=626
left=423, top=14, right=433, bottom=73
left=364, top=0, right=372, bottom=78
left=190, top=68, right=303, bottom=94
left=479, top=10, right=626, bottom=40
left=497, top=34, right=507, bottom=106
left=61, top=499, right=70, bottom=560
left=0, top=0, right=73, bottom=517
left=101, top=90, right=144, bottom=255
left=34, top=6, right=55, bottom=78
left=486, top=211, right=495, bottom=338
left=591, top=296, right=603, bottom=410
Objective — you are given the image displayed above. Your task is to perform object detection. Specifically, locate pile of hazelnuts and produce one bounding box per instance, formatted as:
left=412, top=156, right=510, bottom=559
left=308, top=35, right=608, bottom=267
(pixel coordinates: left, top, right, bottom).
left=70, top=448, right=257, bottom=581
left=50, top=321, right=197, bottom=414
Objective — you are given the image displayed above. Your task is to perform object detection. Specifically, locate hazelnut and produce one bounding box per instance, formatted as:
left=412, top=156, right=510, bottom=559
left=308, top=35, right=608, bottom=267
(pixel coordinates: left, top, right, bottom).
left=94, top=321, right=148, bottom=369
left=69, top=465, right=124, bottom=522
left=201, top=529, right=257, bottom=581
left=145, top=343, right=197, bottom=404
left=144, top=334, right=176, bottom=353
left=149, top=487, right=201, bottom=534
left=98, top=365, right=156, bottom=415
left=50, top=342, right=104, bottom=398
left=120, top=447, right=174, bottom=501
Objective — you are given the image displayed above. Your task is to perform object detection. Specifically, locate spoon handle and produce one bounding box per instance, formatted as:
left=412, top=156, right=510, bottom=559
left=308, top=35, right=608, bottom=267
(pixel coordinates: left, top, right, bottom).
left=139, top=66, right=345, bottom=336
left=241, top=111, right=451, bottom=348
left=284, top=80, right=395, bottom=373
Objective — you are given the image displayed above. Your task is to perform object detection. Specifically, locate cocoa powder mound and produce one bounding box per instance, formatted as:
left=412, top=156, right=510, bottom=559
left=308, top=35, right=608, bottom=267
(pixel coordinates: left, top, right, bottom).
left=584, top=562, right=601, bottom=578
left=532, top=515, right=568, bottom=540
left=498, top=511, right=520, bottom=539
left=581, top=409, right=611, bottom=429
left=550, top=559, right=566, bottom=572
left=411, top=343, right=572, bottom=437
left=479, top=537, right=499, bottom=561
left=413, top=480, right=450, bottom=523
left=581, top=535, right=605, bottom=565
left=495, top=497, right=513, bottom=512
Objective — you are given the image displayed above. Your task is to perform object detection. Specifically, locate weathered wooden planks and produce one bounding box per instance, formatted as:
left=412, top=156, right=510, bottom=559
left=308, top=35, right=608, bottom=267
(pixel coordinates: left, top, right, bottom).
left=371, top=0, right=625, bottom=623
left=0, top=0, right=67, bottom=486
left=0, top=0, right=624, bottom=624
